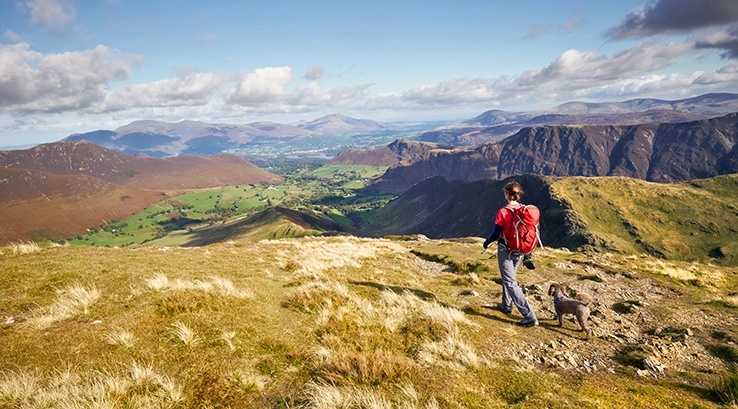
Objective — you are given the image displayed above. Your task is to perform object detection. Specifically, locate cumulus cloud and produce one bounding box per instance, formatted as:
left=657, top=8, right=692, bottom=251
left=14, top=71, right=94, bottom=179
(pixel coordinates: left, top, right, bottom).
left=304, top=65, right=324, bottom=80
left=0, top=42, right=141, bottom=113
left=693, top=61, right=738, bottom=84
left=517, top=40, right=695, bottom=87
left=608, top=0, right=738, bottom=39
left=100, top=72, right=228, bottom=112
left=224, top=66, right=293, bottom=106
left=288, top=81, right=370, bottom=107
left=24, top=0, right=77, bottom=35
left=398, top=40, right=717, bottom=107
left=696, top=25, right=738, bottom=59
left=2, top=30, right=25, bottom=42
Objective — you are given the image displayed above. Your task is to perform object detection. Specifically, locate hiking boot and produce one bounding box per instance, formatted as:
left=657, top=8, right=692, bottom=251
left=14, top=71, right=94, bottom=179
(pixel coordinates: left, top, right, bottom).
left=518, top=316, right=539, bottom=327
left=495, top=303, right=512, bottom=315
left=523, top=254, right=536, bottom=270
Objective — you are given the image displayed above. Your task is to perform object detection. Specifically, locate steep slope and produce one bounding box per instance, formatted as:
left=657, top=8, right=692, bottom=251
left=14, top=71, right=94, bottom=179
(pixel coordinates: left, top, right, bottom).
left=180, top=206, right=354, bottom=246
left=0, top=141, right=284, bottom=190
left=360, top=174, right=738, bottom=266
left=0, top=167, right=167, bottom=245
left=499, top=114, right=738, bottom=182
left=371, top=113, right=738, bottom=192
left=368, top=143, right=503, bottom=192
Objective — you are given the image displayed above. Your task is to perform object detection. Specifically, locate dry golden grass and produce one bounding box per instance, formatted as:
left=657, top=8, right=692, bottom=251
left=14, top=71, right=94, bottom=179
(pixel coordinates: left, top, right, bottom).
left=24, top=283, right=100, bottom=330
left=1, top=236, right=735, bottom=408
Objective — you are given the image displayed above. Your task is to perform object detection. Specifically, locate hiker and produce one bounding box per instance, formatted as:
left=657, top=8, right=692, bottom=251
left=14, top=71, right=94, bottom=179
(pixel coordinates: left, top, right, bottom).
left=483, top=181, right=539, bottom=327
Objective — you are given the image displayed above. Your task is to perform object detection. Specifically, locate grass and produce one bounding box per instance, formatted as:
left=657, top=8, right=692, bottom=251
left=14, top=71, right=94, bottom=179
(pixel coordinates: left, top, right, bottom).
left=1, top=236, right=736, bottom=408
left=62, top=164, right=394, bottom=248
left=550, top=175, right=738, bottom=266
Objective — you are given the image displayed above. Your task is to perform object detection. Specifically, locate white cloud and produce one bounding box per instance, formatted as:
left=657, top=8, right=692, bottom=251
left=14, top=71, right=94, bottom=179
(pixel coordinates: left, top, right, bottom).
left=696, top=25, right=738, bottom=59
left=25, top=0, right=77, bottom=35
left=517, top=40, right=695, bottom=87
left=694, top=61, right=738, bottom=84
left=304, top=65, right=325, bottom=81
left=288, top=81, right=370, bottom=108
left=0, top=43, right=141, bottom=113
left=99, top=72, right=228, bottom=112
left=223, top=66, right=294, bottom=106
left=2, top=30, right=25, bottom=42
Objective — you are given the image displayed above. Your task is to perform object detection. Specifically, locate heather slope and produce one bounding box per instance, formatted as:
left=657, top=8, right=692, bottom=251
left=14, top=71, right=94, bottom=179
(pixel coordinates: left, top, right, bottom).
left=0, top=141, right=283, bottom=190
left=0, top=167, right=167, bottom=245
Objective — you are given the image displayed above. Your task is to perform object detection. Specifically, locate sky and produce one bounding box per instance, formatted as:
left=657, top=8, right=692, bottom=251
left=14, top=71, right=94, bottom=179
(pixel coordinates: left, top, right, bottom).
left=2, top=0, right=738, bottom=147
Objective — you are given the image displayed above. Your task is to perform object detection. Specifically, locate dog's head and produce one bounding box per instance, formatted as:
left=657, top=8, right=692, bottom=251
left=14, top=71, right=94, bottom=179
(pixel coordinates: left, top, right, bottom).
left=548, top=282, right=566, bottom=297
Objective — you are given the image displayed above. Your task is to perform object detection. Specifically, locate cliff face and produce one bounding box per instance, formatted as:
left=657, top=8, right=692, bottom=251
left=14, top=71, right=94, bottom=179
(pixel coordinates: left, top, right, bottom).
left=370, top=143, right=503, bottom=192
left=371, top=113, right=738, bottom=192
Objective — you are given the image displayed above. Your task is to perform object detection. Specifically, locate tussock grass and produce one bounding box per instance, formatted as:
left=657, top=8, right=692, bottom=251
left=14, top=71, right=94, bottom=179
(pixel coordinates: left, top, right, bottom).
left=145, top=273, right=253, bottom=298
left=304, top=381, right=440, bottom=409
left=265, top=236, right=406, bottom=279
left=2, top=236, right=735, bottom=408
left=24, top=283, right=100, bottom=330
left=0, top=363, right=183, bottom=409
left=104, top=328, right=136, bottom=349
left=172, top=321, right=200, bottom=346
left=3, top=240, right=43, bottom=255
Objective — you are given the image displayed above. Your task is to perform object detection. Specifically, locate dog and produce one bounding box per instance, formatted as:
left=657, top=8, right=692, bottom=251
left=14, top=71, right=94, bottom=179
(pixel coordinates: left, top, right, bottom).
left=548, top=283, right=592, bottom=339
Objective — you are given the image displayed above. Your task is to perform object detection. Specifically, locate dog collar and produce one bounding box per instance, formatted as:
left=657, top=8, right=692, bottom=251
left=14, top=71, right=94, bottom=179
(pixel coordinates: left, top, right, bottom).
left=553, top=292, right=567, bottom=305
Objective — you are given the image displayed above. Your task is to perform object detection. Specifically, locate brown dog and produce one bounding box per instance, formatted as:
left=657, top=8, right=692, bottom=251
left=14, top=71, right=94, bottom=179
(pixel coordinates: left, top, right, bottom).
left=548, top=283, right=592, bottom=339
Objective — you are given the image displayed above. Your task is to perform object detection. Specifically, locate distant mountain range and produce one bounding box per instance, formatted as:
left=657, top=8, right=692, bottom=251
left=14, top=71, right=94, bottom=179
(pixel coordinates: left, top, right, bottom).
left=365, top=112, right=738, bottom=192
left=0, top=141, right=282, bottom=245
left=63, top=114, right=393, bottom=157
left=419, top=93, right=738, bottom=146
left=57, top=93, right=738, bottom=157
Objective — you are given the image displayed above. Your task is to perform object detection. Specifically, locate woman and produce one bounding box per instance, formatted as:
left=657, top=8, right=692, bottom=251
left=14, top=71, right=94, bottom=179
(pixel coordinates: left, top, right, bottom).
left=483, top=181, right=538, bottom=327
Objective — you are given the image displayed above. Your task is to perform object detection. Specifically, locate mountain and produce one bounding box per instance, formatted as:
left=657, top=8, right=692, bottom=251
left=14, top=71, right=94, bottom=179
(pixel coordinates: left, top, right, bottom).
left=368, top=112, right=738, bottom=192
left=325, top=139, right=439, bottom=167
left=294, top=114, right=392, bottom=135
left=0, top=141, right=283, bottom=244
left=369, top=143, right=502, bottom=192
left=0, top=141, right=283, bottom=190
left=63, top=114, right=394, bottom=157
left=0, top=167, right=168, bottom=245
left=419, top=93, right=738, bottom=146
left=360, top=173, right=738, bottom=266
left=179, top=206, right=355, bottom=246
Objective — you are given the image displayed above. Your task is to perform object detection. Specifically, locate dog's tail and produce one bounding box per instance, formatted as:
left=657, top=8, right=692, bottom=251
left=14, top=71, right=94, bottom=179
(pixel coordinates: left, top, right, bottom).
left=575, top=293, right=593, bottom=306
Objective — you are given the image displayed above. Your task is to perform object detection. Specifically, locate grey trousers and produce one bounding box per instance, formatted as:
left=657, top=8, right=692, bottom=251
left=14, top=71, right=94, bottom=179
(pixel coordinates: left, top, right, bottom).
left=497, top=244, right=536, bottom=320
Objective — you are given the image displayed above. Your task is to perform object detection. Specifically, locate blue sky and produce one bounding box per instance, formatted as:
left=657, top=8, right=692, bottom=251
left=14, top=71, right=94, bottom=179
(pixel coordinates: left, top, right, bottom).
left=2, top=0, right=738, bottom=146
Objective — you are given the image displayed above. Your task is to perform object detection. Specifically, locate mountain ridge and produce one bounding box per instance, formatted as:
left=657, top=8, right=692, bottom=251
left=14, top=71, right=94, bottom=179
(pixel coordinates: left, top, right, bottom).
left=367, top=112, right=738, bottom=192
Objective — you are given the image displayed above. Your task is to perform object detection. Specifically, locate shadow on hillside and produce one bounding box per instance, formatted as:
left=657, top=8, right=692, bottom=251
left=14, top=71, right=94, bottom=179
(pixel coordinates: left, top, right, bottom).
left=350, top=281, right=437, bottom=301
left=465, top=308, right=590, bottom=339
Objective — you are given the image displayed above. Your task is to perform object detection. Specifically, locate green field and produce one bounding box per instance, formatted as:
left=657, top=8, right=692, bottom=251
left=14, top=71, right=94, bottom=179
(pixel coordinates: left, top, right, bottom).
left=66, top=164, right=392, bottom=248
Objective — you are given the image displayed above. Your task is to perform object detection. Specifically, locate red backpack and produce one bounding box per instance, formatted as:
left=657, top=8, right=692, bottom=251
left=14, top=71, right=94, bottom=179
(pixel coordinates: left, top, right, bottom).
left=502, top=204, right=542, bottom=254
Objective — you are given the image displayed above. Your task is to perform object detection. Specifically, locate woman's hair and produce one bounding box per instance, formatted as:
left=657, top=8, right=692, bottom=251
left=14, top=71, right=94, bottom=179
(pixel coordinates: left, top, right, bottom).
left=503, top=181, right=524, bottom=201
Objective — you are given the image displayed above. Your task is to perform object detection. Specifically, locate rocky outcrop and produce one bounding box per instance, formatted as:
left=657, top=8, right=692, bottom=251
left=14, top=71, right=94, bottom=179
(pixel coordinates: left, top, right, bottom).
left=371, top=113, right=738, bottom=192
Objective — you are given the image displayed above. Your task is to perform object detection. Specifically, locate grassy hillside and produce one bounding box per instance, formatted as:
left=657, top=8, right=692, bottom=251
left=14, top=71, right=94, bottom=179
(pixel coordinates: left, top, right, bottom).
left=2, top=237, right=737, bottom=408
left=64, top=164, right=392, bottom=248
left=356, top=173, right=738, bottom=267
left=550, top=175, right=738, bottom=266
